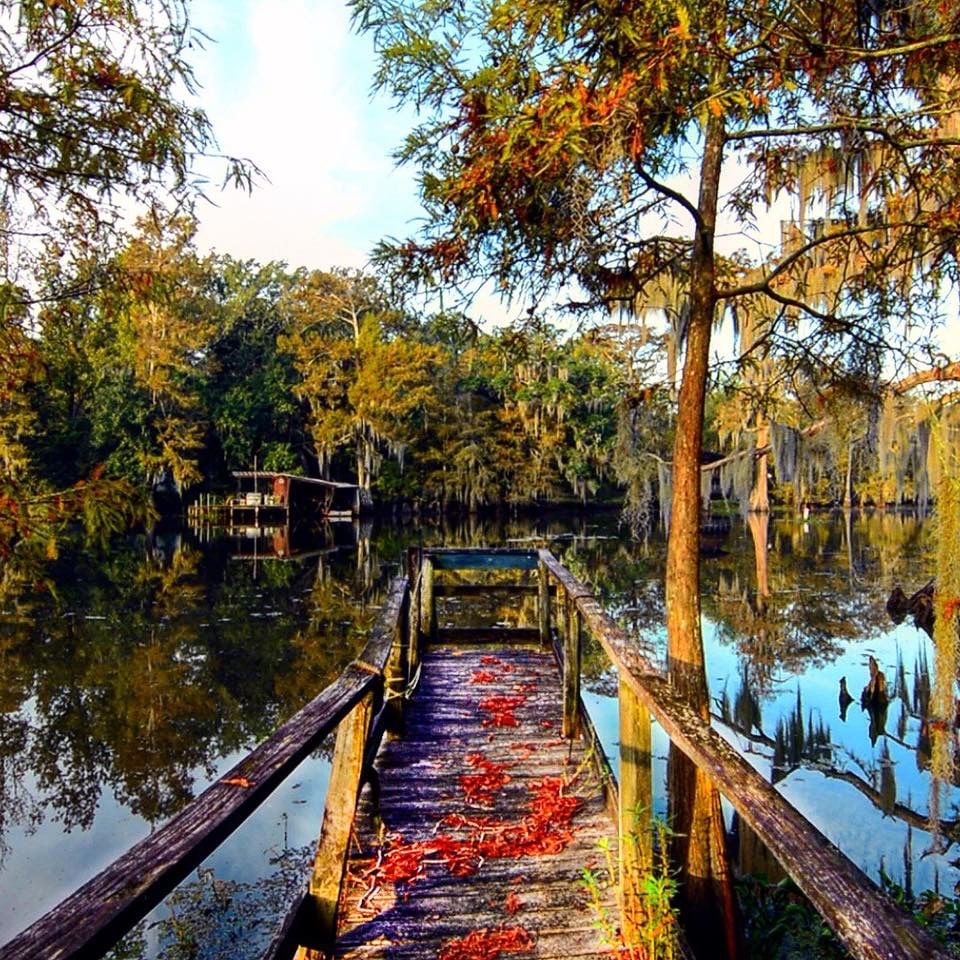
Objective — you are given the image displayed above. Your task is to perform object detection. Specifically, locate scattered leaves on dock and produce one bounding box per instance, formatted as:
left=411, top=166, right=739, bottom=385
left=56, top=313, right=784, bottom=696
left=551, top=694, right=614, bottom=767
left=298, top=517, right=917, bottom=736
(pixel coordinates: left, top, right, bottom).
left=460, top=753, right=512, bottom=806
left=437, top=925, right=534, bottom=960
left=478, top=694, right=527, bottom=727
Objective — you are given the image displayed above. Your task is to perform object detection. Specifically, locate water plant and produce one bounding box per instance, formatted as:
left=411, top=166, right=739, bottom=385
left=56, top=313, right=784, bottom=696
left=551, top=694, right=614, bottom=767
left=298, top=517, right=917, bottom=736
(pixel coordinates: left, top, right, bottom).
left=582, top=816, right=680, bottom=959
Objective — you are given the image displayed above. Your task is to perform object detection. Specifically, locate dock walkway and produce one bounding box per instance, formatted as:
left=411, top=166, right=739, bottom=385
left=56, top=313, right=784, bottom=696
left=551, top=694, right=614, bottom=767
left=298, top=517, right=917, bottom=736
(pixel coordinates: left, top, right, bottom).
left=334, top=644, right=618, bottom=958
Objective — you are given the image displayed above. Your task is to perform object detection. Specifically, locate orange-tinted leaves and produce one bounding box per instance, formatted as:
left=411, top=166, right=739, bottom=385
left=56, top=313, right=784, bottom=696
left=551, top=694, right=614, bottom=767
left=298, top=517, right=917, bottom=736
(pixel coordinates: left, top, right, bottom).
left=438, top=925, right=534, bottom=960
left=478, top=694, right=527, bottom=727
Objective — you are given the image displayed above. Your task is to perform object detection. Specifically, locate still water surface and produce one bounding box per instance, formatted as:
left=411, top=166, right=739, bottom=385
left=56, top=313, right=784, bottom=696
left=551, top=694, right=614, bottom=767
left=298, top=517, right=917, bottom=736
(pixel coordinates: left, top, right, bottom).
left=0, top=510, right=951, bottom=956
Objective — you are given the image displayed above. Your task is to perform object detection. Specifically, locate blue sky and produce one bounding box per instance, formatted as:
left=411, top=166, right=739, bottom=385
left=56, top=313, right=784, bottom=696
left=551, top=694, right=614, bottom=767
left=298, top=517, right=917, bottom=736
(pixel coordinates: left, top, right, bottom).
left=188, top=0, right=423, bottom=271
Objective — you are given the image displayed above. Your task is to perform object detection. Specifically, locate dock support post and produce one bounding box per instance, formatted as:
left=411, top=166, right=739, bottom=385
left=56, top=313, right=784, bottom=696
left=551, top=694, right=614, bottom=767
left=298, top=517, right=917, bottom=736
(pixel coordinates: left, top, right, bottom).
left=538, top=559, right=550, bottom=646
left=555, top=584, right=566, bottom=643
left=406, top=548, right=422, bottom=675
left=421, top=556, right=435, bottom=643
left=562, top=595, right=581, bottom=739
left=618, top=676, right=653, bottom=945
left=385, top=610, right=408, bottom=731
left=305, top=691, right=374, bottom=950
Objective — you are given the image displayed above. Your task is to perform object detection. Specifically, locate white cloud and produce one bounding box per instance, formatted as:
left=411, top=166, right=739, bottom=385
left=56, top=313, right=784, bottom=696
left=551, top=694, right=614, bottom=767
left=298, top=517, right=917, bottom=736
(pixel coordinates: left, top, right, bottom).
left=189, top=0, right=421, bottom=269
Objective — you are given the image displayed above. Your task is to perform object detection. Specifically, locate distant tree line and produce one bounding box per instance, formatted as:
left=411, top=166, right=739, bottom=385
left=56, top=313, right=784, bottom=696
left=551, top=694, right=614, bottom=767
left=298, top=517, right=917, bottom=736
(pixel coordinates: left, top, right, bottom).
left=8, top=209, right=957, bottom=524
left=12, top=213, right=631, bottom=511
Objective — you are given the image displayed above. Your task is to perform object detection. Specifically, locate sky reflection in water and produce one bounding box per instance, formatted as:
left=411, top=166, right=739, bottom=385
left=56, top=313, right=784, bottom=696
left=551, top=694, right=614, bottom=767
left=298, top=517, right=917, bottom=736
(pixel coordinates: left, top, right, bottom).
left=0, top=509, right=952, bottom=957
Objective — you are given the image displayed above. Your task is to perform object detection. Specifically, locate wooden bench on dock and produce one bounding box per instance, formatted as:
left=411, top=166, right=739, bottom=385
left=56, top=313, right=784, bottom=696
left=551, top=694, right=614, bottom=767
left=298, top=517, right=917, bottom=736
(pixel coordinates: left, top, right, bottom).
left=0, top=548, right=949, bottom=960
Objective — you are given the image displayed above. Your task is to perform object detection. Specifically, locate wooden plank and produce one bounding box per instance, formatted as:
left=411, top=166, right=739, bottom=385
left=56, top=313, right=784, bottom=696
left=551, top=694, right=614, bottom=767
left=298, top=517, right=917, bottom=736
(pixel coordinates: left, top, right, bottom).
left=427, top=549, right=538, bottom=570
left=334, top=930, right=616, bottom=959
left=337, top=912, right=606, bottom=944
left=0, top=578, right=409, bottom=960
left=434, top=583, right=538, bottom=596
left=342, top=870, right=611, bottom=904
left=434, top=626, right=541, bottom=643
left=537, top=550, right=949, bottom=960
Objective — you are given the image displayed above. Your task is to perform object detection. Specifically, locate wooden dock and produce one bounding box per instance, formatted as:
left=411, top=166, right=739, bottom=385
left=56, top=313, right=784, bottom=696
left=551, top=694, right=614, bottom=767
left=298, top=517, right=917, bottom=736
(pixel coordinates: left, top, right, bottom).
left=334, top=644, right=618, bottom=958
left=1, top=548, right=951, bottom=960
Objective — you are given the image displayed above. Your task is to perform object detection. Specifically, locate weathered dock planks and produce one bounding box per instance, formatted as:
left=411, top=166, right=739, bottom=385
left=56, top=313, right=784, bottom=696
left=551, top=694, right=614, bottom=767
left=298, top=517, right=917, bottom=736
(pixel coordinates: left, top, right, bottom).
left=332, top=645, right=620, bottom=959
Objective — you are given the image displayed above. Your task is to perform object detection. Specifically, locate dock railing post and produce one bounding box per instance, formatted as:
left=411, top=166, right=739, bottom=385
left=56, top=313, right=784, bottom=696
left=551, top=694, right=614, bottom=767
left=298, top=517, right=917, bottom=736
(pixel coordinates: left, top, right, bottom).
left=537, top=558, right=550, bottom=646
left=304, top=689, right=375, bottom=950
left=406, top=548, right=422, bottom=676
left=422, top=555, right=435, bottom=643
left=555, top=583, right=566, bottom=643
left=385, top=604, right=408, bottom=732
left=562, top=594, right=581, bottom=739
left=618, top=675, right=653, bottom=944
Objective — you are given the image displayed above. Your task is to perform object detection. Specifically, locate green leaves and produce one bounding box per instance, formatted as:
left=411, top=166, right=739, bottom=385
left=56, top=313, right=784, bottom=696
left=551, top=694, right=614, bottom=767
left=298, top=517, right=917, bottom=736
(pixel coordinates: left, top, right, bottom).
left=0, top=0, right=258, bottom=303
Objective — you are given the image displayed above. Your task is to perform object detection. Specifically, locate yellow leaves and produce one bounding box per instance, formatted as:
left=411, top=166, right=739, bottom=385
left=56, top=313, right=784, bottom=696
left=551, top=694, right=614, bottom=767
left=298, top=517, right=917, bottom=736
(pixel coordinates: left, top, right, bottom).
left=673, top=5, right=691, bottom=42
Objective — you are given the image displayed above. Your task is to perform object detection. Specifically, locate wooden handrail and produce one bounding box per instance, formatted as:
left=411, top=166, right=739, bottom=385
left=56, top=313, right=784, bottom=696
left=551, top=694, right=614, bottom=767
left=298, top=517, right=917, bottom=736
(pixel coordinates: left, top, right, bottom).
left=0, top=577, right=409, bottom=960
left=537, top=549, right=949, bottom=960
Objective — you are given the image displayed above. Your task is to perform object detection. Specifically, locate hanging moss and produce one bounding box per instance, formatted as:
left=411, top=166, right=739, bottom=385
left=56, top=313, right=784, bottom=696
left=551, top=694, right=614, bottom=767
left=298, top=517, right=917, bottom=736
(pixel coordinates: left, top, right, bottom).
left=872, top=392, right=938, bottom=507
left=657, top=460, right=672, bottom=528
left=770, top=421, right=798, bottom=484
left=914, top=420, right=931, bottom=513
left=720, top=434, right=755, bottom=515
left=700, top=464, right=715, bottom=507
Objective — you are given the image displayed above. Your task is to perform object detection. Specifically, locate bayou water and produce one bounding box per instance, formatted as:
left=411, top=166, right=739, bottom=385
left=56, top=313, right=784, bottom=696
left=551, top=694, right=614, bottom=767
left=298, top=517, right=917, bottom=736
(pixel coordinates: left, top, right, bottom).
left=0, top=509, right=949, bottom=957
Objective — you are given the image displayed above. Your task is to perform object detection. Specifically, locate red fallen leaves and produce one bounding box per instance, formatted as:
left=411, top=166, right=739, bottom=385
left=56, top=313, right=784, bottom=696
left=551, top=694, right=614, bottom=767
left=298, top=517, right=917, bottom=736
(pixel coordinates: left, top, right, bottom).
left=479, top=694, right=527, bottom=727
left=373, top=833, right=482, bottom=882
left=438, top=925, right=534, bottom=960
left=477, top=655, right=515, bottom=672
left=221, top=776, right=254, bottom=788
left=527, top=777, right=582, bottom=829
left=942, top=595, right=960, bottom=622
left=360, top=776, right=583, bottom=889
left=503, top=891, right=524, bottom=915
left=471, top=670, right=498, bottom=684
left=461, top=753, right=511, bottom=806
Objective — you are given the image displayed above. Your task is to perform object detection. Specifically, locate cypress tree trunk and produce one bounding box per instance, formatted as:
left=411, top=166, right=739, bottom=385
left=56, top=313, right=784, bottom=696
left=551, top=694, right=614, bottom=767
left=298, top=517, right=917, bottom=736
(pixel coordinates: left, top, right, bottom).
left=747, top=510, right=770, bottom=613
left=664, top=106, right=741, bottom=960
left=749, top=417, right=770, bottom=513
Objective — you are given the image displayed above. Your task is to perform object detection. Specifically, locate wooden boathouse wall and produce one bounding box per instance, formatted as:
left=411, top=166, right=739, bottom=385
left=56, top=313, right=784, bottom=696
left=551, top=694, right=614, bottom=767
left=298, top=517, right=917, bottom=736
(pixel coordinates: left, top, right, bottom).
left=0, top=549, right=949, bottom=960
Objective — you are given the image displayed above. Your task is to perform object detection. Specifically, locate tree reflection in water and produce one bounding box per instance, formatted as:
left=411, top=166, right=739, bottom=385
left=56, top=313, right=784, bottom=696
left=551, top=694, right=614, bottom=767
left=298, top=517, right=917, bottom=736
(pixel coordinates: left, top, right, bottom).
left=561, top=509, right=957, bottom=915
left=109, top=844, right=315, bottom=960
left=1, top=509, right=957, bottom=958
left=0, top=524, right=388, bottom=950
